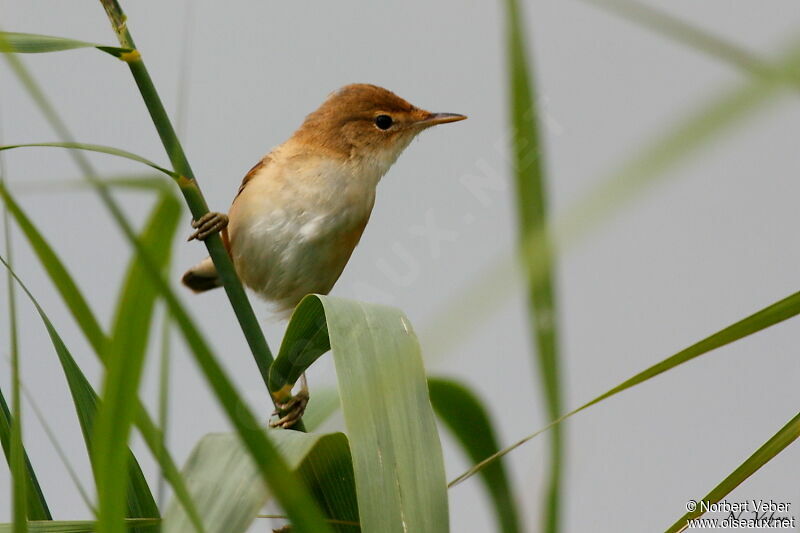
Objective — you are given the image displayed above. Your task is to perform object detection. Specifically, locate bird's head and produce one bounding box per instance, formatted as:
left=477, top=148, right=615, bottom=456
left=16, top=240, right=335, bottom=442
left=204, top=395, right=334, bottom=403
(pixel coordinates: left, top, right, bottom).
left=292, top=84, right=466, bottom=175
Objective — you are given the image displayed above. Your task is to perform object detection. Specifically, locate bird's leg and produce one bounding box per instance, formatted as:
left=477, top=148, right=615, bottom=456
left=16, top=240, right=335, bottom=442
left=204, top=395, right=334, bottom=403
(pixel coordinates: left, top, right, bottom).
left=187, top=212, right=229, bottom=241
left=270, top=373, right=310, bottom=430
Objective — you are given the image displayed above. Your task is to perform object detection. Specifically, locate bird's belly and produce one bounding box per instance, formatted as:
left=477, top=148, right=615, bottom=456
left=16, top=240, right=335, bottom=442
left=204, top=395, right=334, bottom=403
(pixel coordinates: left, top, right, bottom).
left=231, top=206, right=369, bottom=316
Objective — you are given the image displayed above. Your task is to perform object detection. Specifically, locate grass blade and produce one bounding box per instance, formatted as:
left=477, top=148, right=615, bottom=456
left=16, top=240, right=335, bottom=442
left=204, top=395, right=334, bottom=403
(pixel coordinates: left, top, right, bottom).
left=0, top=144, right=178, bottom=180
left=422, top=41, right=800, bottom=362
left=93, top=192, right=180, bottom=531
left=95, top=0, right=281, bottom=408
left=503, top=0, right=563, bottom=529
left=451, top=290, right=800, bottom=485
left=0, top=387, right=51, bottom=520
left=579, top=0, right=790, bottom=84
left=273, top=295, right=449, bottom=533
left=1, top=50, right=204, bottom=532
left=665, top=412, right=800, bottom=532
left=0, top=520, right=159, bottom=533
left=0, top=31, right=129, bottom=58
left=428, top=378, right=521, bottom=533
left=0, top=256, right=161, bottom=526
left=164, top=431, right=358, bottom=533
left=12, top=174, right=170, bottom=195
left=0, top=189, right=204, bottom=531
left=0, top=183, right=106, bottom=355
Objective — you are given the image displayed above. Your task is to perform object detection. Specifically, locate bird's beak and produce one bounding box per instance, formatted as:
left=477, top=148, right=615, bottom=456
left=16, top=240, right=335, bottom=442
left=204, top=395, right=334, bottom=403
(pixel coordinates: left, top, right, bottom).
left=417, top=112, right=468, bottom=127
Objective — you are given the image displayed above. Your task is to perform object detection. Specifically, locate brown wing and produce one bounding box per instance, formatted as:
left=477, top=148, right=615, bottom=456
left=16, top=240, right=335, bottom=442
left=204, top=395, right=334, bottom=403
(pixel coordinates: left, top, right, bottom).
left=234, top=156, right=271, bottom=200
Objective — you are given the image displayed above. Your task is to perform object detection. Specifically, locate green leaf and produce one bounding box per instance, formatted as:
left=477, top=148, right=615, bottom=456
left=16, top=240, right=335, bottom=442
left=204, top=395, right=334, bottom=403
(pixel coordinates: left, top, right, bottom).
left=0, top=386, right=51, bottom=520
left=0, top=184, right=203, bottom=531
left=421, top=42, right=800, bottom=361
left=163, top=431, right=358, bottom=533
left=94, top=192, right=180, bottom=531
left=0, top=31, right=129, bottom=58
left=451, top=290, right=800, bottom=485
left=665, top=411, right=800, bottom=532
left=428, top=378, right=521, bottom=533
left=0, top=256, right=159, bottom=526
left=272, top=295, right=449, bottom=533
left=0, top=144, right=179, bottom=179
left=0, top=520, right=159, bottom=533
left=12, top=174, right=171, bottom=195
left=301, top=387, right=341, bottom=433
left=503, top=0, right=563, bottom=530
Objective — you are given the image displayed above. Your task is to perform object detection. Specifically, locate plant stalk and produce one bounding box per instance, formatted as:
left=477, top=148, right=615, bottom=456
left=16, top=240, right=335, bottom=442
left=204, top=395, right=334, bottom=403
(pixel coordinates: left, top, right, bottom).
left=98, top=0, right=304, bottom=429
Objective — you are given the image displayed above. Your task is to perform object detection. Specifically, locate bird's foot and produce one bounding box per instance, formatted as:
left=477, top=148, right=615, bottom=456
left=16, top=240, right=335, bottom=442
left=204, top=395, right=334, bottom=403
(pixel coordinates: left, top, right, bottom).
left=188, top=212, right=228, bottom=241
left=270, top=389, right=310, bottom=429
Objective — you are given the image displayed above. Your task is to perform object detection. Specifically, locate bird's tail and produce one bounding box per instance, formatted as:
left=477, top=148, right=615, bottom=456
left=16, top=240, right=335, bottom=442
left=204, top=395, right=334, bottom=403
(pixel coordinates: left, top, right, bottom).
left=181, top=256, right=221, bottom=293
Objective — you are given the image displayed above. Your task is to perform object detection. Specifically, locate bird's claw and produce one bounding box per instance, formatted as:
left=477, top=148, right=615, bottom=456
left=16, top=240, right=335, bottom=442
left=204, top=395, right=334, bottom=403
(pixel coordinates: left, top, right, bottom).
left=269, top=389, right=310, bottom=429
left=188, top=212, right=228, bottom=241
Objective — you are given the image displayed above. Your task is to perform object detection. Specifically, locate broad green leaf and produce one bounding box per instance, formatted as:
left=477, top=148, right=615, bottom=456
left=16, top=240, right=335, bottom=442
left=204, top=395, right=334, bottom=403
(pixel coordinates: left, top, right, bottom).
left=665, top=411, right=800, bottom=532
left=428, top=378, right=521, bottom=533
left=272, top=295, right=449, bottom=533
left=163, top=431, right=358, bottom=533
left=503, top=0, right=563, bottom=530
left=0, top=520, right=158, bottom=533
left=0, top=387, right=51, bottom=520
left=0, top=184, right=203, bottom=531
left=93, top=192, right=180, bottom=531
left=451, top=290, right=800, bottom=485
left=0, top=31, right=129, bottom=58
left=0, top=144, right=178, bottom=179
left=301, top=387, right=341, bottom=433
left=106, top=253, right=333, bottom=533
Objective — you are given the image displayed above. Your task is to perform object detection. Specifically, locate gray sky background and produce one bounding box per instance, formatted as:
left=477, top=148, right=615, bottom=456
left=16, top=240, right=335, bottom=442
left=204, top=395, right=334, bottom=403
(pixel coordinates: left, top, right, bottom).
left=2, top=1, right=800, bottom=531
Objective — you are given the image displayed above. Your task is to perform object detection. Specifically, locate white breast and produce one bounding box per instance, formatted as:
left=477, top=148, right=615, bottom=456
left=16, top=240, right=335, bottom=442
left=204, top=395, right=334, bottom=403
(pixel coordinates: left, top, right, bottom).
left=227, top=148, right=377, bottom=317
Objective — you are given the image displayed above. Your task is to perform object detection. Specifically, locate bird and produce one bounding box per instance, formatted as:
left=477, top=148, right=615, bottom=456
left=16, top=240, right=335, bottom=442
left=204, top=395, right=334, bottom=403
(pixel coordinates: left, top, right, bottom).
left=181, top=83, right=466, bottom=426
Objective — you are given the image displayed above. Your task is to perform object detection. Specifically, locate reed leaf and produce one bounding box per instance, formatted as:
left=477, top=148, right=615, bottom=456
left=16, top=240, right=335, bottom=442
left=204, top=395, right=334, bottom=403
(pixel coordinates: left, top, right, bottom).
left=0, top=31, right=128, bottom=58
left=0, top=144, right=178, bottom=180
left=429, top=378, right=521, bottom=533
left=163, top=431, right=358, bottom=533
left=0, top=520, right=158, bottom=533
left=503, top=0, right=563, bottom=529
left=451, top=290, right=800, bottom=485
left=0, top=185, right=204, bottom=532
left=665, top=411, right=800, bottom=532
left=0, top=387, right=51, bottom=520
left=271, top=295, right=449, bottom=533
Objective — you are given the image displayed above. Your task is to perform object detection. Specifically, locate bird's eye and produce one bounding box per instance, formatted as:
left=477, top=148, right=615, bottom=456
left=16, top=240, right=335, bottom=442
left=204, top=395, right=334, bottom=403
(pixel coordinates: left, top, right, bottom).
left=374, top=114, right=393, bottom=130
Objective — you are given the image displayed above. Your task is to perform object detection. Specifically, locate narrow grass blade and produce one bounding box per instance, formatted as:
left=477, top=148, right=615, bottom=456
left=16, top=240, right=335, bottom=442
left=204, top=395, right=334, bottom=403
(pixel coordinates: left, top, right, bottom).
left=95, top=0, right=279, bottom=404
left=428, top=378, right=521, bottom=533
left=451, top=290, right=800, bottom=485
left=1, top=51, right=204, bottom=532
left=0, top=31, right=129, bottom=58
left=0, top=520, right=159, bottom=533
left=0, top=144, right=178, bottom=179
left=0, top=256, right=161, bottom=526
left=95, top=193, right=181, bottom=530
left=422, top=41, right=799, bottom=361
left=503, top=0, right=563, bottom=529
left=665, top=412, right=800, bottom=532
left=13, top=174, right=170, bottom=195
left=579, top=0, right=787, bottom=84
left=272, top=295, right=449, bottom=533
left=0, top=183, right=106, bottom=354
left=164, top=431, right=358, bottom=533
left=0, top=387, right=51, bottom=520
